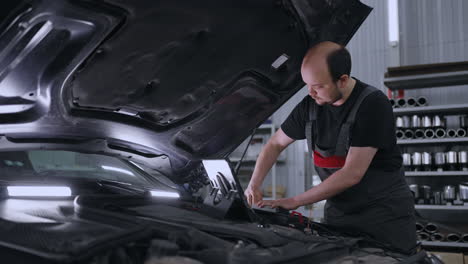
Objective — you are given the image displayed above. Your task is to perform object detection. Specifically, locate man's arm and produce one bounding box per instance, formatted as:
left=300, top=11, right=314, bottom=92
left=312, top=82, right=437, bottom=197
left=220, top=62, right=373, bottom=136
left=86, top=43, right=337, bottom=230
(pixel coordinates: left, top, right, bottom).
left=244, top=128, right=295, bottom=206
left=258, top=146, right=377, bottom=209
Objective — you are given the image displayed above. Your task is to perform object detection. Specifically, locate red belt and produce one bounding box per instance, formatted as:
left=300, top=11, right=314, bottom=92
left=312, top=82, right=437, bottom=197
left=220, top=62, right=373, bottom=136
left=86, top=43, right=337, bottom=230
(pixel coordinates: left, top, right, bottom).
left=313, top=151, right=346, bottom=168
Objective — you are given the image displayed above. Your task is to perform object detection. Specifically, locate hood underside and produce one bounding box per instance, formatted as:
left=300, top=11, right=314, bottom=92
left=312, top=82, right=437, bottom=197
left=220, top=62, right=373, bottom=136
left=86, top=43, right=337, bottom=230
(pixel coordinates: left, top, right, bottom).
left=0, top=0, right=371, bottom=181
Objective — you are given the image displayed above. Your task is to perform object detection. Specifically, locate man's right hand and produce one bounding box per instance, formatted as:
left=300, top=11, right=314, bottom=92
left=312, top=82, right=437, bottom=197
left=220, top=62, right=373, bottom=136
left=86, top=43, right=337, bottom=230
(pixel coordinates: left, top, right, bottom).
left=244, top=185, right=263, bottom=207
left=242, top=128, right=294, bottom=207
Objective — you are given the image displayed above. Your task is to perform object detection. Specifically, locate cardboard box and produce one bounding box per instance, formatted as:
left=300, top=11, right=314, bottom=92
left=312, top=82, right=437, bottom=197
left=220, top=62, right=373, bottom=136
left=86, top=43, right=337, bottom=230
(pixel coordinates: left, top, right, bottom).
left=430, top=252, right=463, bottom=264
left=263, top=184, right=286, bottom=198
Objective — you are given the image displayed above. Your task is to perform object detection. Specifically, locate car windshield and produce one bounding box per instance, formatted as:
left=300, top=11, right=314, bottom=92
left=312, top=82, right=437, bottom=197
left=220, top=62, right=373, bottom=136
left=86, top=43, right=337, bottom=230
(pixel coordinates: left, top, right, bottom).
left=0, top=150, right=156, bottom=187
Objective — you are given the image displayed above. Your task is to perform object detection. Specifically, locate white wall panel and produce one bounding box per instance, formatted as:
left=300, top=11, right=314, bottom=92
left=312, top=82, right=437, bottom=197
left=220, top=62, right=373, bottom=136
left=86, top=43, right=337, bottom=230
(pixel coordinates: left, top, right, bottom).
left=399, top=0, right=468, bottom=107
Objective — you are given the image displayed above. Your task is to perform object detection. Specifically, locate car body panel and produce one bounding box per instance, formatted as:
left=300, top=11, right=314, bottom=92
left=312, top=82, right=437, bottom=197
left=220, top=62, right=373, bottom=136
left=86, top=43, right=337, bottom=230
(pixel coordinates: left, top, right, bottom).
left=0, top=0, right=371, bottom=181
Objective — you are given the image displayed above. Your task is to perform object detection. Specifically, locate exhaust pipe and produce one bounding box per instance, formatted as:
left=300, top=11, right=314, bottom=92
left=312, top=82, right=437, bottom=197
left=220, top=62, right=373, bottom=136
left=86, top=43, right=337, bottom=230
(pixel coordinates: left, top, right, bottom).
left=412, top=152, right=422, bottom=171
left=422, top=116, right=432, bottom=128
left=396, top=129, right=405, bottom=140
left=417, top=96, right=427, bottom=106
left=402, top=116, right=411, bottom=128
left=424, top=129, right=435, bottom=139
left=424, top=223, right=439, bottom=233
left=433, top=115, right=445, bottom=128
left=409, top=184, right=419, bottom=200
left=446, top=152, right=458, bottom=171
left=397, top=98, right=406, bottom=108
left=403, top=154, right=412, bottom=171
left=414, top=129, right=425, bottom=139
left=404, top=129, right=414, bottom=139
left=396, top=117, right=404, bottom=129
left=421, top=185, right=431, bottom=201
left=416, top=222, right=425, bottom=232
left=447, top=129, right=457, bottom=138
left=457, top=128, right=467, bottom=138
left=444, top=185, right=457, bottom=203
left=447, top=233, right=461, bottom=242
left=422, top=152, right=432, bottom=171
left=459, top=151, right=468, bottom=171
left=407, top=97, right=417, bottom=107
left=435, top=128, right=446, bottom=138
left=460, top=115, right=468, bottom=128
left=430, top=233, right=445, bottom=242
left=389, top=98, right=396, bottom=108
left=411, top=115, right=421, bottom=129
left=434, top=152, right=446, bottom=171
left=433, top=191, right=443, bottom=205
left=417, top=232, right=430, bottom=241
left=462, top=234, right=468, bottom=243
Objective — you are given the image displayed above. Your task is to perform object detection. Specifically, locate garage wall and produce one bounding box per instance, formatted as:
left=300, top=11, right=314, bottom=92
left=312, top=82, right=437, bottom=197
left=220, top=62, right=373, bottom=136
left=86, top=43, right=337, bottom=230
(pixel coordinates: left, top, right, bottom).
left=399, top=0, right=468, bottom=65
left=271, top=0, right=391, bottom=216
left=398, top=0, right=468, bottom=106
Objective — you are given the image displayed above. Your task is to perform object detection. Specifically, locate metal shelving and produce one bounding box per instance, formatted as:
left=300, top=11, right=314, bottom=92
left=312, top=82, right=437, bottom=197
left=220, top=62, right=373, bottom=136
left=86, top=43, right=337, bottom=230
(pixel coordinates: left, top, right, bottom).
left=384, top=62, right=468, bottom=90
left=405, top=171, right=468, bottom=177
left=385, top=70, right=468, bottom=90
left=386, top=62, right=468, bottom=251
left=397, top=137, right=468, bottom=145
left=415, top=205, right=468, bottom=210
left=420, top=241, right=468, bottom=249
left=393, top=103, right=468, bottom=116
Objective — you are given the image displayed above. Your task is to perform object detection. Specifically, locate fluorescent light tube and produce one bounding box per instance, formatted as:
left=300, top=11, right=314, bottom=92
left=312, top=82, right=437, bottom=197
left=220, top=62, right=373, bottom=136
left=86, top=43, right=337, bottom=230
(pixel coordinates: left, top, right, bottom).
left=7, top=186, right=72, bottom=197
left=150, top=190, right=180, bottom=198
left=387, top=0, right=399, bottom=44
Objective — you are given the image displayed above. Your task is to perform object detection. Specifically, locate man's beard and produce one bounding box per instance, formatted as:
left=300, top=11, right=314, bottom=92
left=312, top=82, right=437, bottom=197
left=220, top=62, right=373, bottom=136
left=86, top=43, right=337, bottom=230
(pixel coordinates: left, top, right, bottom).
left=310, top=84, right=343, bottom=105
left=326, top=84, right=343, bottom=105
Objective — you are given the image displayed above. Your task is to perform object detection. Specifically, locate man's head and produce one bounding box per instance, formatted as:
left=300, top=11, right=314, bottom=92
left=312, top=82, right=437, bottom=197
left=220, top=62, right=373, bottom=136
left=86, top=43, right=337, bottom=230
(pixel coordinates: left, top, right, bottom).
left=301, top=41, right=352, bottom=106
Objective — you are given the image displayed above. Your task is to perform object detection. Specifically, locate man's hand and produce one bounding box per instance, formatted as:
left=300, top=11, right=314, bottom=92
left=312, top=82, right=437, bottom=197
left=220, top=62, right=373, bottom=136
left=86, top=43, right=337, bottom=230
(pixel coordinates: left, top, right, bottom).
left=257, top=197, right=300, bottom=210
left=244, top=128, right=295, bottom=207
left=244, top=185, right=263, bottom=207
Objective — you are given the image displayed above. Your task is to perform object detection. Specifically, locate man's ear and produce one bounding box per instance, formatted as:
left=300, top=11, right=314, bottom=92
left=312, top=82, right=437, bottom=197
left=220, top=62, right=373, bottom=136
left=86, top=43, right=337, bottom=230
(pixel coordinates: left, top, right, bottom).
left=337, top=74, right=349, bottom=88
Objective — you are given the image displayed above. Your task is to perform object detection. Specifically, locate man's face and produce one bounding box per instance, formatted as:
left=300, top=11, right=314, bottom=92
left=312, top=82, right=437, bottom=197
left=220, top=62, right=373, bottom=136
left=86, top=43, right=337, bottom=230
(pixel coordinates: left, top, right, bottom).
left=301, top=64, right=342, bottom=106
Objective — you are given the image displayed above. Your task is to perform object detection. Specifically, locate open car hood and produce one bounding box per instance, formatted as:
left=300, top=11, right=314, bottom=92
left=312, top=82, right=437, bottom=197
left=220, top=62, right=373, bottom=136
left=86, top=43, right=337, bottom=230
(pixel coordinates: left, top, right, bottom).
left=0, top=0, right=371, bottom=182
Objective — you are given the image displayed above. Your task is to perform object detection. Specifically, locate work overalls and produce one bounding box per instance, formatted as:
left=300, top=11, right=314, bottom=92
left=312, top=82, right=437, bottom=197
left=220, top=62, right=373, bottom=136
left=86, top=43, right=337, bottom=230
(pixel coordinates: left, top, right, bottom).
left=305, top=85, right=417, bottom=254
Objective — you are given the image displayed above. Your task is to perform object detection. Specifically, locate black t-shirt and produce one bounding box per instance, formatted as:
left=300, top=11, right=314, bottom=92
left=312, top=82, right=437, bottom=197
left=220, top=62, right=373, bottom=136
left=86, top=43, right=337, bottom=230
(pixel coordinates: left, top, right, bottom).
left=281, top=78, right=402, bottom=171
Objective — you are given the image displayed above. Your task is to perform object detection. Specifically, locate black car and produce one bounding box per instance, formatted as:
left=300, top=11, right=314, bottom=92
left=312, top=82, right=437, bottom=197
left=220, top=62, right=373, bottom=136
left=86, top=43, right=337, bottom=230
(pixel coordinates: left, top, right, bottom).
left=0, top=0, right=440, bottom=263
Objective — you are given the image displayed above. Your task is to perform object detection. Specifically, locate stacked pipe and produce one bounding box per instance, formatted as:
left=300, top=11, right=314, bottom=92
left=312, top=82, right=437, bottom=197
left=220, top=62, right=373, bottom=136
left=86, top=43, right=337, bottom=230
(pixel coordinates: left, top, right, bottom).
left=396, top=114, right=468, bottom=140
left=415, top=219, right=468, bottom=243
left=390, top=96, right=428, bottom=108
left=395, top=115, right=447, bottom=140
left=409, top=182, right=468, bottom=205
left=402, top=151, right=468, bottom=171
left=409, top=184, right=433, bottom=204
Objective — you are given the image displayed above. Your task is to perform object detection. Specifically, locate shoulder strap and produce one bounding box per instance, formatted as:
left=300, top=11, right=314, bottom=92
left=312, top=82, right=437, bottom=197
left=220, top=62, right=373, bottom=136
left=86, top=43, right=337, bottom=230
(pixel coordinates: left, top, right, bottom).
left=335, top=85, right=379, bottom=156
left=305, top=99, right=316, bottom=155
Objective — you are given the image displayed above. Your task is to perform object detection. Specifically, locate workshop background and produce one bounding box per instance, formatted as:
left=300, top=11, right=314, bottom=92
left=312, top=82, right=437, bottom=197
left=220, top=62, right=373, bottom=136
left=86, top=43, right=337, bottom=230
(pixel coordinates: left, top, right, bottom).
left=231, top=0, right=468, bottom=261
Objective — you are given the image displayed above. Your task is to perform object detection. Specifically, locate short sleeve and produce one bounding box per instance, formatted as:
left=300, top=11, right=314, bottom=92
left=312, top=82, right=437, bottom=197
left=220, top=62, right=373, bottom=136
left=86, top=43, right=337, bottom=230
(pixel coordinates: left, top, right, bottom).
left=350, top=91, right=396, bottom=149
left=280, top=96, right=309, bottom=140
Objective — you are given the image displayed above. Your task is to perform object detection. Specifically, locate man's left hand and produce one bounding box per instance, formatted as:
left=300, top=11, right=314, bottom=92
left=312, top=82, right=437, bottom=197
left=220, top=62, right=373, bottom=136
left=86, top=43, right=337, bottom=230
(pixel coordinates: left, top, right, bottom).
left=257, top=197, right=300, bottom=210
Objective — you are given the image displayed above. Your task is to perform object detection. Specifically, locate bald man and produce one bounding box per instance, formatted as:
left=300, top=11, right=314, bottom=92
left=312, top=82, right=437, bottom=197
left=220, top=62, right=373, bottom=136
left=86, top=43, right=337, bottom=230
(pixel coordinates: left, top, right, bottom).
left=244, top=41, right=416, bottom=254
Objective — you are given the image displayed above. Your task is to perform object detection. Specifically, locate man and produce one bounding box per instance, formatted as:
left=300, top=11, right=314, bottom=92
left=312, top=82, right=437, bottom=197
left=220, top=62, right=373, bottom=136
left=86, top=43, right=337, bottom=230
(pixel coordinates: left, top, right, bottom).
left=244, top=41, right=416, bottom=254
